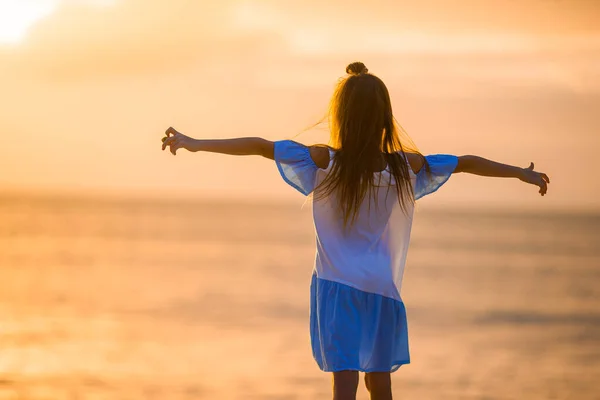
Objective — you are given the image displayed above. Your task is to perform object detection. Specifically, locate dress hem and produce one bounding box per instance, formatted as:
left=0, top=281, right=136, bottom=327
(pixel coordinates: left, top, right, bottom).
left=321, top=360, right=411, bottom=373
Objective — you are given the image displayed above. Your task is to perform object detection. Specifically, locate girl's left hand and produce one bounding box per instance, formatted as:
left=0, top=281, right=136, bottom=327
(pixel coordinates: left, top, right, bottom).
left=161, top=126, right=194, bottom=155
left=519, top=162, right=550, bottom=196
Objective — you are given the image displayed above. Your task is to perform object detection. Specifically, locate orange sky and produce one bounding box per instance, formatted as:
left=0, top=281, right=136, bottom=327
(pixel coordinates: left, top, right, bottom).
left=1, top=0, right=599, bottom=210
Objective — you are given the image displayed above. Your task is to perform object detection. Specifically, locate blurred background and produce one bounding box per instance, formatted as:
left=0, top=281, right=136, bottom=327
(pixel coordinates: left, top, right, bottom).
left=0, top=0, right=599, bottom=399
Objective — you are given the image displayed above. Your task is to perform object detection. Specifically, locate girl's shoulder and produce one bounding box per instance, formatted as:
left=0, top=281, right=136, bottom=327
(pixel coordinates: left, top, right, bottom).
left=307, top=145, right=425, bottom=174
left=402, top=152, right=425, bottom=175
left=308, top=144, right=332, bottom=169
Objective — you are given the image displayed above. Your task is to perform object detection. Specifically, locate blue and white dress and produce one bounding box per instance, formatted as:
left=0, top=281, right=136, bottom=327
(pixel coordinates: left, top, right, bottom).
left=274, top=140, right=458, bottom=373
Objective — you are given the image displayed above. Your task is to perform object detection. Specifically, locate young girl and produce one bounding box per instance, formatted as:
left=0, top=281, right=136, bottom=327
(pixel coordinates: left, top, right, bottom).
left=161, top=62, right=550, bottom=400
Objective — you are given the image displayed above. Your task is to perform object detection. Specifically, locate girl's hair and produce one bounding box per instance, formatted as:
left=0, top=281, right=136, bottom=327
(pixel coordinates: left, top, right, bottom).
left=314, top=61, right=428, bottom=228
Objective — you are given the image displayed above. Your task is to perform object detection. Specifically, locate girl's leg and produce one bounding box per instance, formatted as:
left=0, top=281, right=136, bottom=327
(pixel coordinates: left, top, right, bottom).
left=364, top=372, right=392, bottom=400
left=332, top=371, right=359, bottom=400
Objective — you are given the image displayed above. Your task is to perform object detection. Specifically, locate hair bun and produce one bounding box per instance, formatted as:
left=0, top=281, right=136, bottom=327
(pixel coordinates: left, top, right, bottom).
left=346, top=62, right=368, bottom=76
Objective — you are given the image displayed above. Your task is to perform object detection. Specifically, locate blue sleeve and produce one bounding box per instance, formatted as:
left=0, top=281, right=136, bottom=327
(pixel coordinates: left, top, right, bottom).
left=414, top=154, right=458, bottom=200
left=274, top=140, right=319, bottom=196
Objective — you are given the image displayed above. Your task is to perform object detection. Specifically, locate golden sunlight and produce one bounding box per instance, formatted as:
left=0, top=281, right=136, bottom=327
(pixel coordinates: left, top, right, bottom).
left=0, top=0, right=58, bottom=45
left=0, top=0, right=116, bottom=45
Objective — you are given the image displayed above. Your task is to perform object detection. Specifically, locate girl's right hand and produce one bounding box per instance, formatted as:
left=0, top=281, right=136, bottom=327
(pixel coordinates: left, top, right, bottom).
left=519, top=162, right=550, bottom=196
left=161, top=127, right=195, bottom=155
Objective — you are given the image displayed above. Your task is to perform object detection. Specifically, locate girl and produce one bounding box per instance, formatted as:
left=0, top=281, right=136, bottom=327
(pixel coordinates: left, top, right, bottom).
left=160, top=62, right=550, bottom=400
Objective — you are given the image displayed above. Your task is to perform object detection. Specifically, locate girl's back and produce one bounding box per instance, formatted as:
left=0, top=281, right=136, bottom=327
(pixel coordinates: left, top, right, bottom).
left=312, top=146, right=417, bottom=300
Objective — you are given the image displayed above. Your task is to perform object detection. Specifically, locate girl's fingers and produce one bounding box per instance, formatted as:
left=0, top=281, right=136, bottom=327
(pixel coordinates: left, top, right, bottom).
left=165, top=126, right=181, bottom=137
left=162, top=135, right=180, bottom=150
left=162, top=127, right=185, bottom=155
left=542, top=173, right=550, bottom=184
left=163, top=127, right=183, bottom=152
left=162, top=136, right=173, bottom=150
left=540, top=180, right=547, bottom=196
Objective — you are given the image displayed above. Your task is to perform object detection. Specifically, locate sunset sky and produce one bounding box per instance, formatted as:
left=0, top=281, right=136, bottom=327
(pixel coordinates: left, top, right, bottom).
left=1, top=0, right=598, bottom=210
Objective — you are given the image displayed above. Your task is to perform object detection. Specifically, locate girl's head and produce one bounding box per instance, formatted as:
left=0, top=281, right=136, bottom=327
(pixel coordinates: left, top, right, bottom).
left=329, top=62, right=395, bottom=155
left=316, top=62, right=426, bottom=227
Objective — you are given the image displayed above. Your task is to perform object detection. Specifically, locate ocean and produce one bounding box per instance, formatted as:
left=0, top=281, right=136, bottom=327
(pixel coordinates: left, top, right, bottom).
left=0, top=193, right=598, bottom=399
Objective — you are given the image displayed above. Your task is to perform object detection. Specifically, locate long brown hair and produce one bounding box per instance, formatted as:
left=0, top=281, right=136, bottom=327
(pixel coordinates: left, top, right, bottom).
left=314, top=62, right=428, bottom=228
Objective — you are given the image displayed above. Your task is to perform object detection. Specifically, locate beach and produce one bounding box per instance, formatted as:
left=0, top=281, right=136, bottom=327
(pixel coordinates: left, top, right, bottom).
left=0, top=193, right=598, bottom=399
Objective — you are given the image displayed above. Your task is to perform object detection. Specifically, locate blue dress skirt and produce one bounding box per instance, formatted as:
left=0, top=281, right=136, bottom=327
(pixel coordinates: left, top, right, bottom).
left=309, top=273, right=410, bottom=373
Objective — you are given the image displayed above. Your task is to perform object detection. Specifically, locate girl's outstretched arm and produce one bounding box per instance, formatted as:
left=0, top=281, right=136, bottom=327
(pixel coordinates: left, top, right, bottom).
left=455, top=155, right=550, bottom=196
left=161, top=127, right=274, bottom=159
